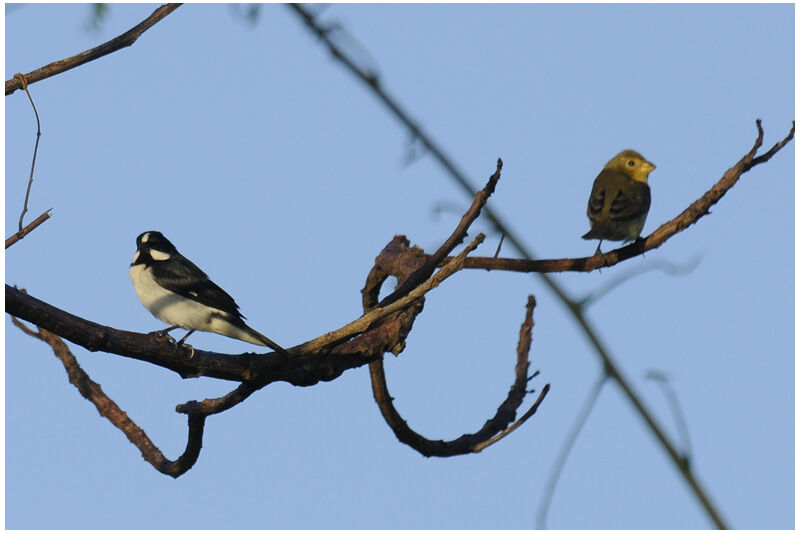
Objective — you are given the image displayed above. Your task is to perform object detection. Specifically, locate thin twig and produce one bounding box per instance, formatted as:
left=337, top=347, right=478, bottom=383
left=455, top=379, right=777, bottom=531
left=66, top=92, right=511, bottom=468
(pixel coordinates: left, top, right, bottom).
left=493, top=234, right=506, bottom=259
left=5, top=4, right=182, bottom=95
left=646, top=371, right=693, bottom=466
left=579, top=255, right=702, bottom=308
left=750, top=120, right=794, bottom=166
left=6, top=209, right=52, bottom=249
left=537, top=373, right=608, bottom=529
left=14, top=73, right=41, bottom=232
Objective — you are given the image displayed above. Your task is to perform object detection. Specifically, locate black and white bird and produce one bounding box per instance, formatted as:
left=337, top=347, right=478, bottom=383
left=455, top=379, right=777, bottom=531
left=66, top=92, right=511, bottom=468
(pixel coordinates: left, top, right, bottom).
left=129, top=230, right=290, bottom=355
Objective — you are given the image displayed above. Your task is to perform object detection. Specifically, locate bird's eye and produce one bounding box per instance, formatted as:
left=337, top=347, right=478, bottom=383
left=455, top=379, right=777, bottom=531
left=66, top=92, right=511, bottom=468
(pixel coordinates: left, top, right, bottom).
left=627, top=160, right=636, bottom=167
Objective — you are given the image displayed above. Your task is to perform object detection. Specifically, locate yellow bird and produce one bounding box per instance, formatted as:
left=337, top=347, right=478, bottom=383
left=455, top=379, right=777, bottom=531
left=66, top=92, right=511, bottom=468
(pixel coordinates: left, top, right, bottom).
left=582, top=149, right=656, bottom=256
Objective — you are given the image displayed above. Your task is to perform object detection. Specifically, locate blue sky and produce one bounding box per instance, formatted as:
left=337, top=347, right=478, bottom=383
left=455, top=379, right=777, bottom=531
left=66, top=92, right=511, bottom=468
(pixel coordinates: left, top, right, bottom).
left=5, top=3, right=794, bottom=529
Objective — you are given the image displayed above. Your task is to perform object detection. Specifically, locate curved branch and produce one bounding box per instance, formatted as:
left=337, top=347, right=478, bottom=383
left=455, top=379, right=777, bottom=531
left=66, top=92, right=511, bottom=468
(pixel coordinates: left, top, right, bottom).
left=448, top=120, right=794, bottom=273
left=5, top=4, right=182, bottom=95
left=368, top=294, right=548, bottom=457
left=12, top=318, right=204, bottom=478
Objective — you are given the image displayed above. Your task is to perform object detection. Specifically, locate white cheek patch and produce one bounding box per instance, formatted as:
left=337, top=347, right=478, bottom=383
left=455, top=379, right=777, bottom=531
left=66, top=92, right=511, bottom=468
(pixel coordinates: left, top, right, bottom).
left=149, top=249, right=171, bottom=261
left=132, top=250, right=140, bottom=263
left=141, top=232, right=151, bottom=243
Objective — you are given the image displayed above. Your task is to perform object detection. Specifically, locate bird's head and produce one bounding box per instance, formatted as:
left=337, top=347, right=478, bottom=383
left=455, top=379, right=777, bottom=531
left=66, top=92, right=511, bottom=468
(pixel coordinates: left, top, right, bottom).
left=132, top=231, right=178, bottom=265
left=605, top=150, right=656, bottom=183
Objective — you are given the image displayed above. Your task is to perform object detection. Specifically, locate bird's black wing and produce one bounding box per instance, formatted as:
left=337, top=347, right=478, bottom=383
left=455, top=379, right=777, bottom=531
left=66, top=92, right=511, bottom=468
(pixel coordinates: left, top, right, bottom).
left=149, top=254, right=244, bottom=319
left=586, top=176, right=608, bottom=222
left=608, top=180, right=651, bottom=222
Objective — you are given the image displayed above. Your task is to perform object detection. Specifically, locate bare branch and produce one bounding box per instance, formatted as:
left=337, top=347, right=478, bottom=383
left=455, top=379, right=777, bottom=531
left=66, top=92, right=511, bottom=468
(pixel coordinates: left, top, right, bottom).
left=11, top=318, right=205, bottom=478
left=5, top=209, right=52, bottom=249
left=297, top=232, right=486, bottom=354
left=176, top=382, right=260, bottom=417
left=380, top=158, right=502, bottom=306
left=5, top=4, right=182, bottom=95
left=450, top=120, right=794, bottom=273
left=750, top=120, right=794, bottom=166
left=368, top=294, right=548, bottom=457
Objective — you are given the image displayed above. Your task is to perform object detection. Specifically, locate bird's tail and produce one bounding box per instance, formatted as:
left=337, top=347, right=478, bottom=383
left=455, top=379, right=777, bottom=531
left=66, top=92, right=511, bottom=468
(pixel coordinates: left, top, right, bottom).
left=238, top=325, right=293, bottom=358
left=582, top=222, right=612, bottom=240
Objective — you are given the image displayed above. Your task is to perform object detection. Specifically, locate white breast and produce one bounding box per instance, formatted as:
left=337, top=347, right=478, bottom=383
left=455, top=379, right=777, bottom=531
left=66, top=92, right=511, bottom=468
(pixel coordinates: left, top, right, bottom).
left=129, top=264, right=230, bottom=331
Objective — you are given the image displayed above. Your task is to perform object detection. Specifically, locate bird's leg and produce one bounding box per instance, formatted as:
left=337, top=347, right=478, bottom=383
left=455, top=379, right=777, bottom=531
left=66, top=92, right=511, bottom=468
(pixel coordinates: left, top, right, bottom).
left=151, top=325, right=178, bottom=336
left=592, top=241, right=609, bottom=268
left=176, top=329, right=195, bottom=346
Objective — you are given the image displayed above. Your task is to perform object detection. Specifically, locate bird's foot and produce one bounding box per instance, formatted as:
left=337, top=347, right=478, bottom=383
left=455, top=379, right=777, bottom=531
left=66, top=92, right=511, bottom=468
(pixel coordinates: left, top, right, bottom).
left=149, top=327, right=177, bottom=343
left=591, top=242, right=609, bottom=268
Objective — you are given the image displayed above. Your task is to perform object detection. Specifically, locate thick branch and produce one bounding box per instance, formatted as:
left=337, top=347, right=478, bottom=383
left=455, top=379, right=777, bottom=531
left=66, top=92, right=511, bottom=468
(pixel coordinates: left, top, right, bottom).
left=5, top=4, right=182, bottom=95
left=5, top=239, right=483, bottom=387
left=6, top=157, right=505, bottom=386
left=6, top=283, right=383, bottom=384
left=12, top=319, right=203, bottom=478
left=5, top=240, right=481, bottom=386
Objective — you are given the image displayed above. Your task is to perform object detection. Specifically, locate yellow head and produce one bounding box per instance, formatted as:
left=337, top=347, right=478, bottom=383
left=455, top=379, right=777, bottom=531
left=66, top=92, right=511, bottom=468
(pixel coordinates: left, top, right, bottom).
left=604, top=149, right=656, bottom=183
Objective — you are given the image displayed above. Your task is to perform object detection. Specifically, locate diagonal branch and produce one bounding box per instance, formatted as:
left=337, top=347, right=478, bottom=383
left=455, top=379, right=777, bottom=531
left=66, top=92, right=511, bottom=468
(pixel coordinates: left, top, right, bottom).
left=6, top=209, right=52, bottom=249
left=379, top=158, right=503, bottom=306
left=11, top=317, right=204, bottom=478
left=286, top=6, right=751, bottom=526
left=450, top=120, right=794, bottom=273
left=5, top=4, right=182, bottom=95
